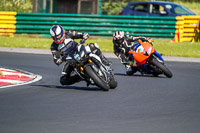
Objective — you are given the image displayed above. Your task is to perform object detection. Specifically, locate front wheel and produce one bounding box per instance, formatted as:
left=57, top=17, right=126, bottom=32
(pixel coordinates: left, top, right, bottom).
left=109, top=77, right=118, bottom=89
left=151, top=58, right=173, bottom=78
left=85, top=65, right=110, bottom=91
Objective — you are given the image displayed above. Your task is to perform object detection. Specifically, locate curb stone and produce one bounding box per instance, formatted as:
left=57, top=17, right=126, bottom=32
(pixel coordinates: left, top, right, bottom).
left=0, top=68, right=42, bottom=88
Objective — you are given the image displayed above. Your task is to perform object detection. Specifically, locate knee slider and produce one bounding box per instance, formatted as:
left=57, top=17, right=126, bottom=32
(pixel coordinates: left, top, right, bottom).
left=60, top=75, right=71, bottom=85
left=88, top=43, right=101, bottom=55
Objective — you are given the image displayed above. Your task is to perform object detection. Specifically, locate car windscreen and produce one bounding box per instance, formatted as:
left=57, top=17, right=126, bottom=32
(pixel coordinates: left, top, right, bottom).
left=164, top=4, right=194, bottom=15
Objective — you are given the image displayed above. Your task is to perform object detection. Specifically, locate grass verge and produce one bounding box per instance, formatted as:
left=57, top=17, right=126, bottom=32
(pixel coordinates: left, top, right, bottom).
left=0, top=36, right=200, bottom=58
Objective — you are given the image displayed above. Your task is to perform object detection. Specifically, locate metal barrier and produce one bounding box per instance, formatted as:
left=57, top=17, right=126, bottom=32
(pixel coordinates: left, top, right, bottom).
left=174, top=16, right=200, bottom=42
left=15, top=13, right=177, bottom=39
left=0, top=11, right=16, bottom=37
left=2, top=12, right=200, bottom=42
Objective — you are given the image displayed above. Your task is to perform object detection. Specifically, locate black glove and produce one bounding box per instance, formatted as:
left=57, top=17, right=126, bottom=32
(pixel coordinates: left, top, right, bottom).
left=54, top=58, right=63, bottom=66
left=144, top=37, right=153, bottom=44
left=80, top=39, right=86, bottom=44
left=148, top=39, right=153, bottom=46
left=118, top=54, right=129, bottom=65
left=83, top=33, right=89, bottom=40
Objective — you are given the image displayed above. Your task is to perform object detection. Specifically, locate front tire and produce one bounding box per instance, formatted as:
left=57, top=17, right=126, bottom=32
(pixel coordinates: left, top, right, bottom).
left=151, top=58, right=173, bottom=78
left=109, top=78, right=118, bottom=89
left=85, top=65, right=110, bottom=91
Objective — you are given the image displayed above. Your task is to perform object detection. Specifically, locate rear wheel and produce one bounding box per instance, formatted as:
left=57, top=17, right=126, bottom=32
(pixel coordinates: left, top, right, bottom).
left=85, top=65, right=110, bottom=91
left=151, top=58, right=173, bottom=78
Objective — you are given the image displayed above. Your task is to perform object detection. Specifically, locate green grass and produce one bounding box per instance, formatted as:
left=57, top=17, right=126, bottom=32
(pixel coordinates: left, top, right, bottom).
left=0, top=35, right=52, bottom=49
left=0, top=36, right=200, bottom=58
left=153, top=39, right=200, bottom=57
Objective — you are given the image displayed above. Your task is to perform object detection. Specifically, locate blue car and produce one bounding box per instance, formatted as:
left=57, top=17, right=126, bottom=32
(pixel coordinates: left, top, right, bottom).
left=119, top=1, right=195, bottom=16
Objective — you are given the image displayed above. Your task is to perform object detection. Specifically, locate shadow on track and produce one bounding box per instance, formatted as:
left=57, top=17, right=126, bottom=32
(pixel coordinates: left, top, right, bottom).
left=31, top=84, right=102, bottom=91
left=114, top=73, right=166, bottom=78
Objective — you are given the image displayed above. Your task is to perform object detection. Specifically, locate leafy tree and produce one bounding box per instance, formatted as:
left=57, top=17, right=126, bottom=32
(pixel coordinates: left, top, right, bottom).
left=102, top=0, right=129, bottom=15
left=0, top=0, right=32, bottom=12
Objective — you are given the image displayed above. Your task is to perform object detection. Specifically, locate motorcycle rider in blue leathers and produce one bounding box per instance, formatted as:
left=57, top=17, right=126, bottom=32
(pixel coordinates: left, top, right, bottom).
left=50, top=25, right=111, bottom=85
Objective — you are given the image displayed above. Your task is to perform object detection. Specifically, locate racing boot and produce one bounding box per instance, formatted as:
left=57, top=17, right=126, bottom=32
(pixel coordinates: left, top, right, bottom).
left=88, top=43, right=112, bottom=66
left=60, top=63, right=81, bottom=85
left=99, top=54, right=112, bottom=66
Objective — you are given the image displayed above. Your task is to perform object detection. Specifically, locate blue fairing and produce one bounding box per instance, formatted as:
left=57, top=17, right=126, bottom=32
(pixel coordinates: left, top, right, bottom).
left=129, top=41, right=141, bottom=59
left=62, top=41, right=78, bottom=56
left=133, top=41, right=141, bottom=51
left=154, top=50, right=164, bottom=62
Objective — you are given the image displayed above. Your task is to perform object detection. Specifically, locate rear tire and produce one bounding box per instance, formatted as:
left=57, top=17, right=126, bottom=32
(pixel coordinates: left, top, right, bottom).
left=85, top=65, right=110, bottom=91
left=151, top=59, right=173, bottom=78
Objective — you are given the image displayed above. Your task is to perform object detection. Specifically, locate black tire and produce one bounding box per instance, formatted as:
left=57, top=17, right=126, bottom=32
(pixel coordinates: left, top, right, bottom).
left=109, top=78, right=118, bottom=89
left=85, top=65, right=110, bottom=91
left=151, top=58, right=173, bottom=78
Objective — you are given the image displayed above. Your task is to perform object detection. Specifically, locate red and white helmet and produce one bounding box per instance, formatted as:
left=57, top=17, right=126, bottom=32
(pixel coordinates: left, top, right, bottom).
left=50, top=25, right=65, bottom=44
left=113, top=31, right=125, bottom=44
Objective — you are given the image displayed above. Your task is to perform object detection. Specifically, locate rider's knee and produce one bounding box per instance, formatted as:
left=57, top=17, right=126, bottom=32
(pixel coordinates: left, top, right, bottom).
left=60, top=75, right=81, bottom=85
left=88, top=43, right=101, bottom=55
left=60, top=75, right=71, bottom=85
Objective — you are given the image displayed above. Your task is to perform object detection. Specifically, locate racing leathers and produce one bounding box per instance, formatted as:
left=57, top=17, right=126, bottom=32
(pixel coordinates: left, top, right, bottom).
left=50, top=30, right=111, bottom=85
left=113, top=35, right=150, bottom=75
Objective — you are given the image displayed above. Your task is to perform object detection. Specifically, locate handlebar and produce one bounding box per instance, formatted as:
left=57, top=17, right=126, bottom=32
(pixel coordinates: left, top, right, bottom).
left=79, top=39, right=86, bottom=45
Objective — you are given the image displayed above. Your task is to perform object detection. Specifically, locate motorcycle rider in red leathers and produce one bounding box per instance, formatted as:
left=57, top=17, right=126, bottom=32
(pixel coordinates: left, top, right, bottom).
left=113, top=31, right=151, bottom=75
left=50, top=25, right=111, bottom=85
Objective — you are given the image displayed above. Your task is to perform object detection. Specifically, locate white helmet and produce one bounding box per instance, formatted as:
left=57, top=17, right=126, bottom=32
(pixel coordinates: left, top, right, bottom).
left=113, top=31, right=125, bottom=44
left=50, top=25, right=65, bottom=44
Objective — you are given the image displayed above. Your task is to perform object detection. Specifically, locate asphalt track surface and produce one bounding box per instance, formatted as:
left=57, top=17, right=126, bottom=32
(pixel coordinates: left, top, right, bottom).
left=0, top=51, right=200, bottom=133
